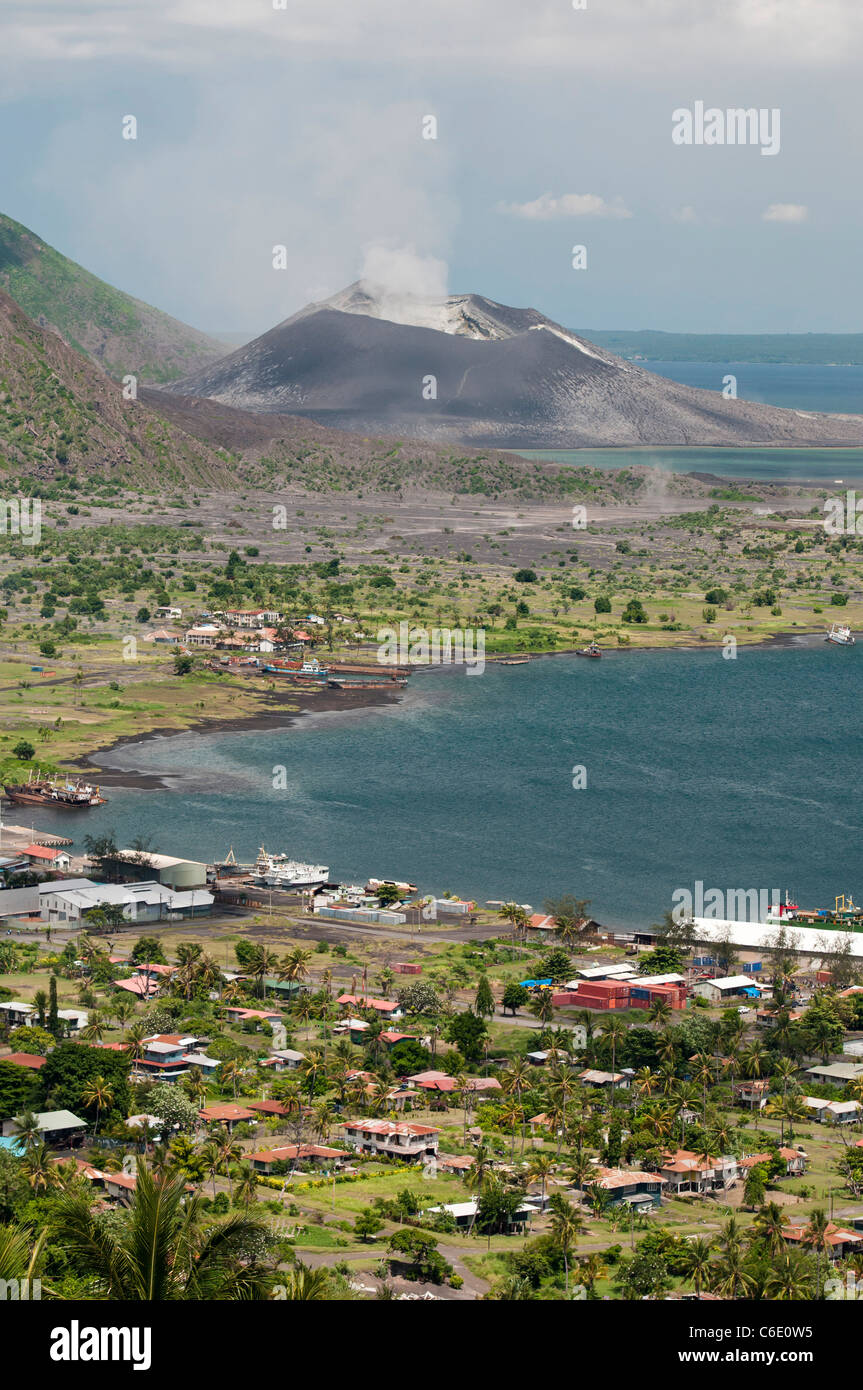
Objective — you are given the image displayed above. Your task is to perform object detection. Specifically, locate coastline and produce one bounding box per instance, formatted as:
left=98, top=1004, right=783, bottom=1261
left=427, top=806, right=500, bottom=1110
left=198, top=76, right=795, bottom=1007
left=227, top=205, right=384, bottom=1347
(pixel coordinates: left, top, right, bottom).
left=77, top=682, right=406, bottom=788
left=73, top=628, right=828, bottom=792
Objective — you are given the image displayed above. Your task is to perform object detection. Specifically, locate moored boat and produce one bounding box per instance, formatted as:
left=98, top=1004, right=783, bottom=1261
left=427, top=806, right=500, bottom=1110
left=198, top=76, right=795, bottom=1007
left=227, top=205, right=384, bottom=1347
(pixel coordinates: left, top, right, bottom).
left=254, top=846, right=329, bottom=888
left=826, top=623, right=855, bottom=646
left=3, top=770, right=107, bottom=808
left=576, top=641, right=602, bottom=658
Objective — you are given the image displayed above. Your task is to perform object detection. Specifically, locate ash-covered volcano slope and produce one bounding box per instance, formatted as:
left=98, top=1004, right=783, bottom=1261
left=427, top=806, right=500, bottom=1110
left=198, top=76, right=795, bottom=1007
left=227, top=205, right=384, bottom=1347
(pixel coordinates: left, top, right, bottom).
left=169, top=287, right=863, bottom=448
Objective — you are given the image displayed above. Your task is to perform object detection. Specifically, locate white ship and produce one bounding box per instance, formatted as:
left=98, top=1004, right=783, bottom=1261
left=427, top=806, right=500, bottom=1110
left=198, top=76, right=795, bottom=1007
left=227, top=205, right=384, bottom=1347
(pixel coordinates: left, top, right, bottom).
left=826, top=623, right=855, bottom=646
left=255, top=846, right=329, bottom=888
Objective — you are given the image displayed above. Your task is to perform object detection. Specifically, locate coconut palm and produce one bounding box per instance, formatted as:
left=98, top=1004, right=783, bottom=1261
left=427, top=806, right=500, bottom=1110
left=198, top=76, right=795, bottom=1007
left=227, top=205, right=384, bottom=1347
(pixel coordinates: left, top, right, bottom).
left=279, top=947, right=313, bottom=990
left=498, top=1098, right=524, bottom=1160
left=680, top=1236, right=712, bottom=1295
left=711, top=1245, right=756, bottom=1298
left=247, top=945, right=279, bottom=999
left=199, top=1141, right=223, bottom=1199
left=216, top=1136, right=244, bottom=1197
left=234, top=1162, right=259, bottom=1212
left=526, top=1151, right=556, bottom=1204
left=124, top=1022, right=148, bottom=1061
left=300, top=1047, right=326, bottom=1107
left=764, top=1248, right=816, bottom=1300
left=13, top=1110, right=42, bottom=1151
left=52, top=1162, right=274, bottom=1299
left=752, top=1200, right=789, bottom=1257
left=501, top=1057, right=531, bottom=1155
left=805, top=1208, right=832, bottom=1297
left=80, top=1009, right=106, bottom=1042
left=219, top=1058, right=245, bottom=1099
left=0, top=1222, right=46, bottom=1287
left=81, top=1074, right=114, bottom=1136
left=549, top=1194, right=585, bottom=1292
left=740, top=1040, right=766, bottom=1079
left=21, top=1143, right=57, bottom=1195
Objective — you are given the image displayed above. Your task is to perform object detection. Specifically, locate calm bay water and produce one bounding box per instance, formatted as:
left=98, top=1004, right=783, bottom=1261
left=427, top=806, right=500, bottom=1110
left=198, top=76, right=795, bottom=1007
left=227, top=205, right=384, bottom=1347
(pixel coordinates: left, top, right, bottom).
left=521, top=360, right=863, bottom=482
left=21, top=643, right=863, bottom=929
left=643, top=361, right=863, bottom=415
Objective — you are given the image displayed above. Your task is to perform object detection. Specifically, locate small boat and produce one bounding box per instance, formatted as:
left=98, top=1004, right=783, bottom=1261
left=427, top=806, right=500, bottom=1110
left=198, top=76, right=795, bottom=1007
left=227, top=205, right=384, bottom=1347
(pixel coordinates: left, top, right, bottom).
left=499, top=658, right=529, bottom=666
left=576, top=641, right=602, bottom=659
left=826, top=623, right=855, bottom=646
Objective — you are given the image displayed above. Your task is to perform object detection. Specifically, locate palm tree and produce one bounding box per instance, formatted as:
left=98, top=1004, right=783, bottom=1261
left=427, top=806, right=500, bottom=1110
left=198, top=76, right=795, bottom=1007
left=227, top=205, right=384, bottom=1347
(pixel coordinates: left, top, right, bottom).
left=648, top=998, right=672, bottom=1027
left=498, top=1098, right=524, bottom=1160
left=199, top=1141, right=223, bottom=1199
left=741, top=1040, right=766, bottom=1079
left=21, top=1143, right=57, bottom=1195
left=81, top=1074, right=114, bottom=1136
left=598, top=1019, right=626, bottom=1098
left=501, top=1057, right=531, bottom=1155
left=752, top=1201, right=789, bottom=1257
left=711, top=1245, right=755, bottom=1299
left=248, top=945, right=279, bottom=999
left=279, top=947, right=313, bottom=991
left=13, top=1110, right=42, bottom=1151
left=526, top=1151, right=556, bottom=1205
left=684, top=1237, right=714, bottom=1294
left=278, top=1262, right=330, bottom=1300
left=632, top=1067, right=656, bottom=1103
left=0, top=1222, right=46, bottom=1290
left=549, top=1194, right=585, bottom=1292
left=80, top=1009, right=106, bottom=1042
left=300, top=1047, right=326, bottom=1107
left=691, top=1052, right=713, bottom=1123
left=124, top=1022, right=148, bottom=1061
left=805, top=1208, right=832, bottom=1297
left=764, top=1249, right=815, bottom=1300
left=234, top=1162, right=259, bottom=1212
left=216, top=1136, right=244, bottom=1198
left=184, top=1070, right=208, bottom=1110
left=52, top=1162, right=274, bottom=1299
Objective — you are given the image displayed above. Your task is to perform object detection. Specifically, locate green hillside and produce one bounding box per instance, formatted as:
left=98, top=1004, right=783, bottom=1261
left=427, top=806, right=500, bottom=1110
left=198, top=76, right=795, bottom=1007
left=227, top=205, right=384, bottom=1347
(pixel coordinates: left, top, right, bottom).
left=0, top=288, right=237, bottom=486
left=0, top=212, right=224, bottom=383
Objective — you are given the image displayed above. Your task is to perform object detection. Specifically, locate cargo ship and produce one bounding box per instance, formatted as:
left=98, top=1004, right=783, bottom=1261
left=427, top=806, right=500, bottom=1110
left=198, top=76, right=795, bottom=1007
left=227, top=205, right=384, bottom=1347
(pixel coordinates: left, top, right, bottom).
left=254, top=847, right=330, bottom=888
left=3, top=771, right=107, bottom=809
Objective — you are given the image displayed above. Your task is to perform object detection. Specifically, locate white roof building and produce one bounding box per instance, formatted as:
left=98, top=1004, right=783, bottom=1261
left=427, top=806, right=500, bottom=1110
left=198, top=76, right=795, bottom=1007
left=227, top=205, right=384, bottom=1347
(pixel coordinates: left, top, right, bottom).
left=691, top=917, right=863, bottom=961
left=39, top=878, right=212, bottom=923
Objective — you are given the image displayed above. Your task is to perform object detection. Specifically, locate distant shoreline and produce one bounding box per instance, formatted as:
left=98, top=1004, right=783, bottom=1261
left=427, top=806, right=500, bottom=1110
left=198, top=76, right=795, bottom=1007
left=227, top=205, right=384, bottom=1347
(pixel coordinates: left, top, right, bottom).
left=74, top=631, right=828, bottom=791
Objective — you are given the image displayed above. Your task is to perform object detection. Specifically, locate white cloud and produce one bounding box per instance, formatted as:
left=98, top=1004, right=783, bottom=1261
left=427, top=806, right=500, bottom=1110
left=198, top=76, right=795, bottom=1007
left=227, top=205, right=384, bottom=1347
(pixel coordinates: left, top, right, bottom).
left=762, top=203, right=809, bottom=222
left=497, top=193, right=633, bottom=221
left=671, top=205, right=699, bottom=224
left=3, top=0, right=861, bottom=77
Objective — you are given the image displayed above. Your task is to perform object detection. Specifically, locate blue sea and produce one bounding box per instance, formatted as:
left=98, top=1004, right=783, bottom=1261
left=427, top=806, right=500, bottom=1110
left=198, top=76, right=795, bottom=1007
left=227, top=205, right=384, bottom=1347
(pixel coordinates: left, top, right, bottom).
left=520, top=360, right=863, bottom=482
left=24, top=642, right=863, bottom=930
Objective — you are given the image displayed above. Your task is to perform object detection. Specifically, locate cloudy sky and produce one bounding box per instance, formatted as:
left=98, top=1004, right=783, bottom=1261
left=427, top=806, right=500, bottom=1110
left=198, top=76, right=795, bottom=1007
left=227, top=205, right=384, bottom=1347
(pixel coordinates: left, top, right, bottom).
left=1, top=0, right=861, bottom=336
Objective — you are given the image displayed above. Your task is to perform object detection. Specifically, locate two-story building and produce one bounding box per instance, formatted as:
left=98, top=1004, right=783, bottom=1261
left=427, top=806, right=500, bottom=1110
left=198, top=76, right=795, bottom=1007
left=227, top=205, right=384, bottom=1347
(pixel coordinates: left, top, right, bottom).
left=339, top=1119, right=439, bottom=1163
